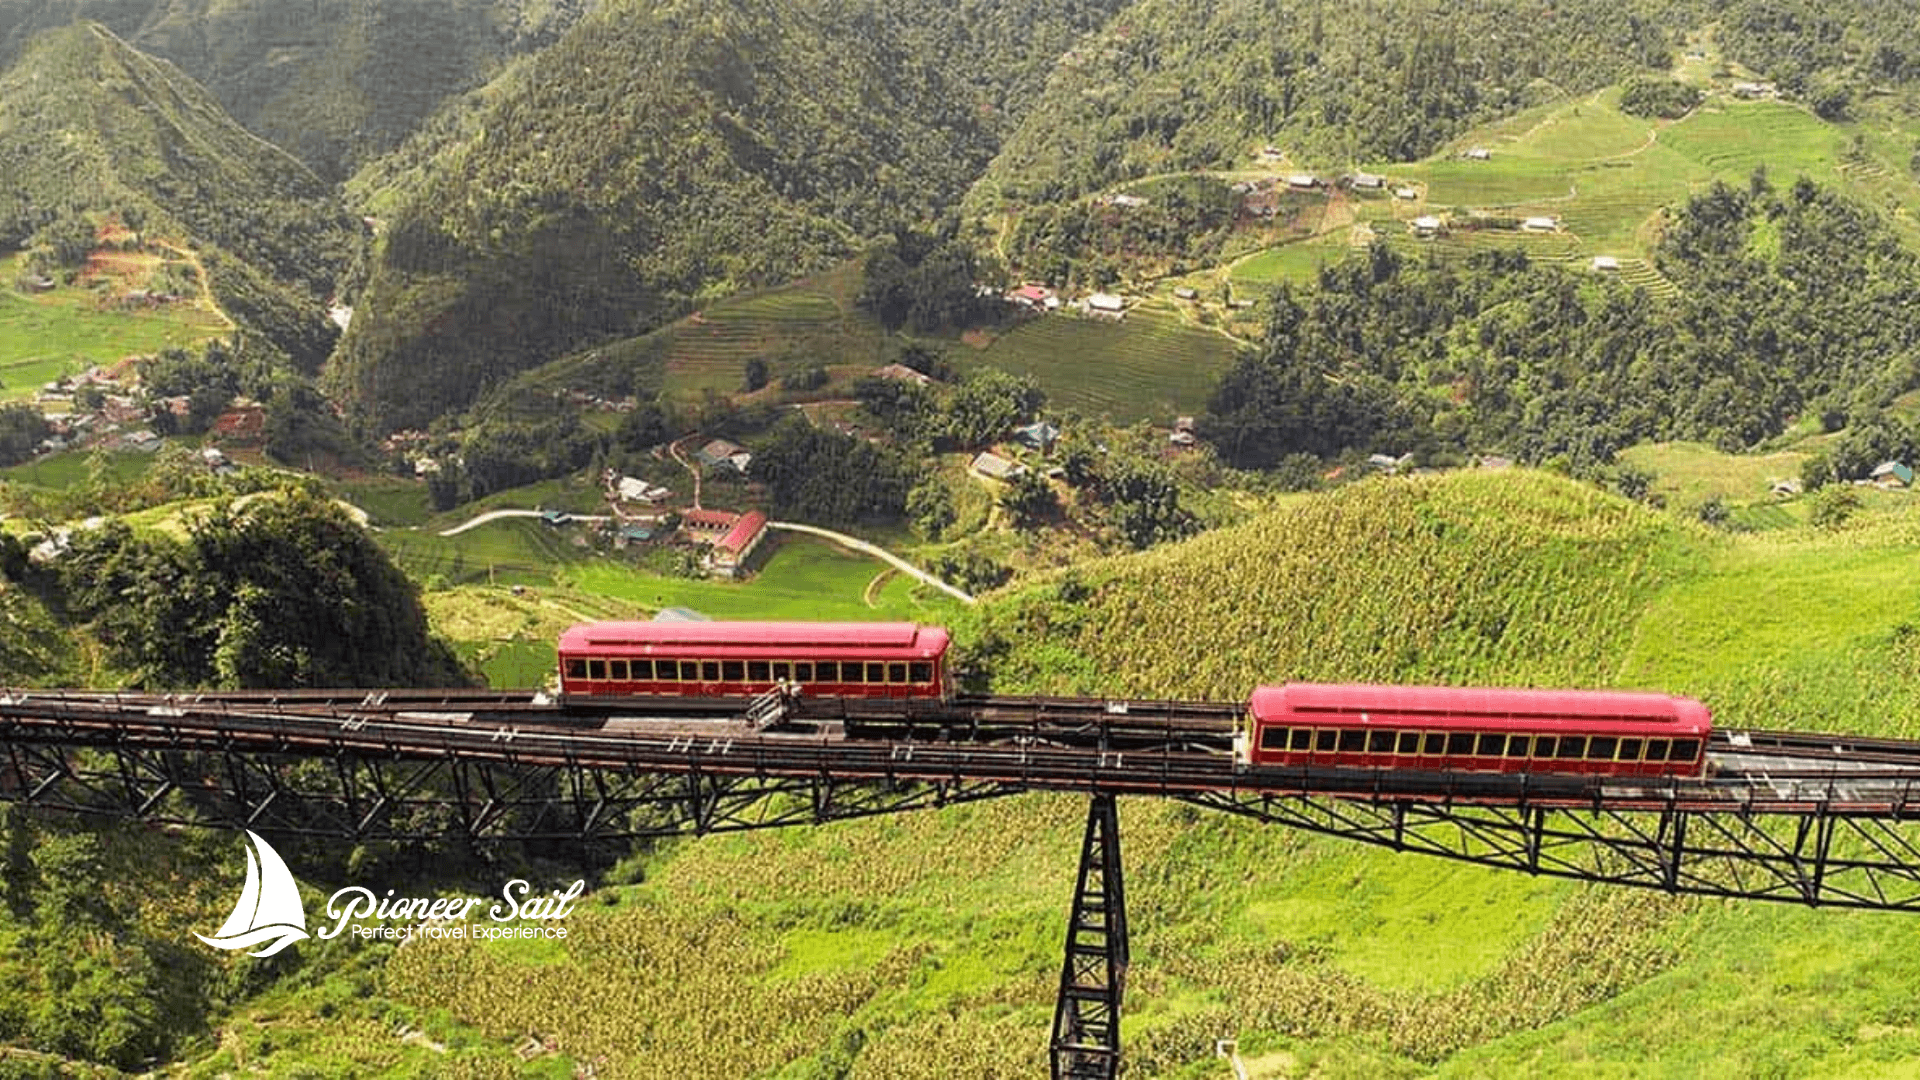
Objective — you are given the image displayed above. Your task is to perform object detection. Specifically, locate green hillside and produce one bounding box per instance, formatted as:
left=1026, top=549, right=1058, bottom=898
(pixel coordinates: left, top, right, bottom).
left=0, top=23, right=357, bottom=368
left=968, top=0, right=1670, bottom=213
left=327, top=0, right=1127, bottom=433
left=111, top=470, right=1920, bottom=1077
left=0, top=0, right=587, bottom=180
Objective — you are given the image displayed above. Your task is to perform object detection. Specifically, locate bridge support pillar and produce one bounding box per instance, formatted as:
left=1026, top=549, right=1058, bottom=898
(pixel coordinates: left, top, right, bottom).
left=1051, top=792, right=1128, bottom=1080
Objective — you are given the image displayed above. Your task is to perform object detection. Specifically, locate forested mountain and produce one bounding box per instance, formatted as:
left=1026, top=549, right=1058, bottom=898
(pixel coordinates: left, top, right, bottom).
left=966, top=0, right=1673, bottom=209
left=1719, top=0, right=1920, bottom=116
left=326, top=0, right=1126, bottom=433
left=0, top=23, right=357, bottom=368
left=1205, top=175, right=1920, bottom=470
left=0, top=0, right=587, bottom=179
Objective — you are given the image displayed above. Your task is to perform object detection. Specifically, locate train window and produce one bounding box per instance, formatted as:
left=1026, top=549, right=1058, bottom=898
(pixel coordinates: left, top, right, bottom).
left=1506, top=735, right=1531, bottom=757
left=773, top=662, right=792, bottom=680
left=1446, top=732, right=1475, bottom=755
left=1290, top=729, right=1313, bottom=751
left=608, top=660, right=628, bottom=680
left=1618, top=738, right=1643, bottom=761
left=868, top=663, right=886, bottom=683
left=1259, top=727, right=1288, bottom=751
left=722, top=661, right=745, bottom=681
left=1671, top=739, right=1701, bottom=761
left=1588, top=736, right=1618, bottom=760
left=817, top=661, right=839, bottom=681
left=1396, top=732, right=1420, bottom=754
left=1533, top=736, right=1557, bottom=758
left=1475, top=733, right=1504, bottom=756
left=1338, top=730, right=1366, bottom=753
left=564, top=659, right=586, bottom=678
left=1423, top=733, right=1445, bottom=755
left=634, top=660, right=655, bottom=680
left=844, top=663, right=866, bottom=684
left=702, top=661, right=720, bottom=681
left=1645, top=738, right=1669, bottom=762
left=1368, top=730, right=1394, bottom=753
left=587, top=660, right=605, bottom=680
left=796, top=662, right=815, bottom=681
left=888, top=663, right=907, bottom=683
left=1555, top=737, right=1586, bottom=759
left=680, top=661, right=699, bottom=681
left=748, top=661, right=770, bottom=681
left=1316, top=730, right=1338, bottom=752
left=910, top=662, right=933, bottom=683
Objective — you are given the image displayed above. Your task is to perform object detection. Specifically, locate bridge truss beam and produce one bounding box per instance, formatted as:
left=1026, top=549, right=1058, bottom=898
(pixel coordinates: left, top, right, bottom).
left=1181, top=790, right=1920, bottom=910
left=0, top=741, right=1019, bottom=841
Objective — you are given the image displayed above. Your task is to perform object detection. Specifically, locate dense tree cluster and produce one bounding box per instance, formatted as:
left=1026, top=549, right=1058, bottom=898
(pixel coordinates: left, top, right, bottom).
left=752, top=416, right=914, bottom=526
left=1618, top=76, right=1703, bottom=118
left=1008, top=175, right=1239, bottom=288
left=1206, top=177, right=1920, bottom=470
left=332, top=0, right=1122, bottom=431
left=0, top=403, right=49, bottom=467
left=50, top=489, right=469, bottom=688
left=858, top=228, right=1007, bottom=332
left=975, top=0, right=1669, bottom=209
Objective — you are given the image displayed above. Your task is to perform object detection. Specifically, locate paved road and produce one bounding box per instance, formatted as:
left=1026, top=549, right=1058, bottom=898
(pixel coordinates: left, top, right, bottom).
left=432, top=509, right=976, bottom=605
left=437, top=509, right=609, bottom=537
left=770, top=521, right=975, bottom=605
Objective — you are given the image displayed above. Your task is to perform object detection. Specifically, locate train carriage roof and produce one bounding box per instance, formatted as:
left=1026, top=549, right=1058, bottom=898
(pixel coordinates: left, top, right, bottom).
left=559, top=621, right=951, bottom=658
left=1249, top=683, right=1711, bottom=732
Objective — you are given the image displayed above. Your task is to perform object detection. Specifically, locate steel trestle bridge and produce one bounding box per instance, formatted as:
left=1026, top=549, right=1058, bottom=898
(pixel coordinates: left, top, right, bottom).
left=9, top=687, right=1920, bottom=1078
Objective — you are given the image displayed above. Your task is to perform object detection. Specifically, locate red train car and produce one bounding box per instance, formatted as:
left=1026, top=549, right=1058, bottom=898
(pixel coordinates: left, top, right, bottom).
left=557, top=621, right=952, bottom=701
left=1240, top=682, right=1711, bottom=778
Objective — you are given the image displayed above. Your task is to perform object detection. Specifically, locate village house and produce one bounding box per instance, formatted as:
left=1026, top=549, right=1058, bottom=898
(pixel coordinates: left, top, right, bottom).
left=1169, top=414, right=1198, bottom=447
left=1591, top=255, right=1622, bottom=272
left=1173, top=286, right=1199, bottom=301
left=1410, top=215, right=1443, bottom=238
left=680, top=507, right=739, bottom=540
left=695, top=438, right=752, bottom=475
left=1464, top=147, right=1491, bottom=161
left=1085, top=293, right=1125, bottom=319
left=1348, top=173, right=1385, bottom=190
left=214, top=398, right=266, bottom=443
left=1285, top=174, right=1321, bottom=191
left=1872, top=462, right=1913, bottom=489
left=1521, top=216, right=1559, bottom=233
left=1103, top=193, right=1149, bottom=209
left=1013, top=421, right=1060, bottom=451
left=613, top=474, right=671, bottom=504
left=708, top=511, right=769, bottom=579
left=1009, top=284, right=1060, bottom=311
left=971, top=451, right=1026, bottom=481
left=873, top=363, right=934, bottom=386
left=1394, top=186, right=1419, bottom=200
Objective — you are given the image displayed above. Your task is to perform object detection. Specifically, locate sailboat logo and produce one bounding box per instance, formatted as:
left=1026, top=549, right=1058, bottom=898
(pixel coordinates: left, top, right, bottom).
left=195, top=830, right=310, bottom=957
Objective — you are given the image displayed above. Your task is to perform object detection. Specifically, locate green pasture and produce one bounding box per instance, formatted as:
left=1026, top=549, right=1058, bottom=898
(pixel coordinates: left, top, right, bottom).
left=561, top=533, right=961, bottom=622
left=335, top=477, right=434, bottom=526
left=1230, top=240, right=1344, bottom=287
left=969, top=307, right=1243, bottom=422
left=0, top=447, right=154, bottom=489
left=1622, top=513, right=1920, bottom=736
left=1617, top=441, right=1808, bottom=509
left=0, top=276, right=223, bottom=401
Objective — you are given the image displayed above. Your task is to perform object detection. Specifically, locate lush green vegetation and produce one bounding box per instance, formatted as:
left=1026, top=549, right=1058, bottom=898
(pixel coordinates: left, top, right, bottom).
left=329, top=0, right=1127, bottom=432
left=33, top=487, right=468, bottom=687
left=969, top=0, right=1669, bottom=212
left=0, top=24, right=356, bottom=369
left=1206, top=174, right=1920, bottom=472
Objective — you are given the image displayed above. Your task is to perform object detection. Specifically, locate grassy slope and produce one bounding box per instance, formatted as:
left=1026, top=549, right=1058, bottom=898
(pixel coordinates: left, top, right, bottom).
left=168, top=470, right=1885, bottom=1077
left=1232, top=84, right=1920, bottom=291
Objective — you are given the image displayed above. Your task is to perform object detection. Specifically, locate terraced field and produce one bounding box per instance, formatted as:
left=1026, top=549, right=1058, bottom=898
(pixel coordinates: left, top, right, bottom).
left=967, top=307, right=1244, bottom=422
left=659, top=286, right=878, bottom=398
